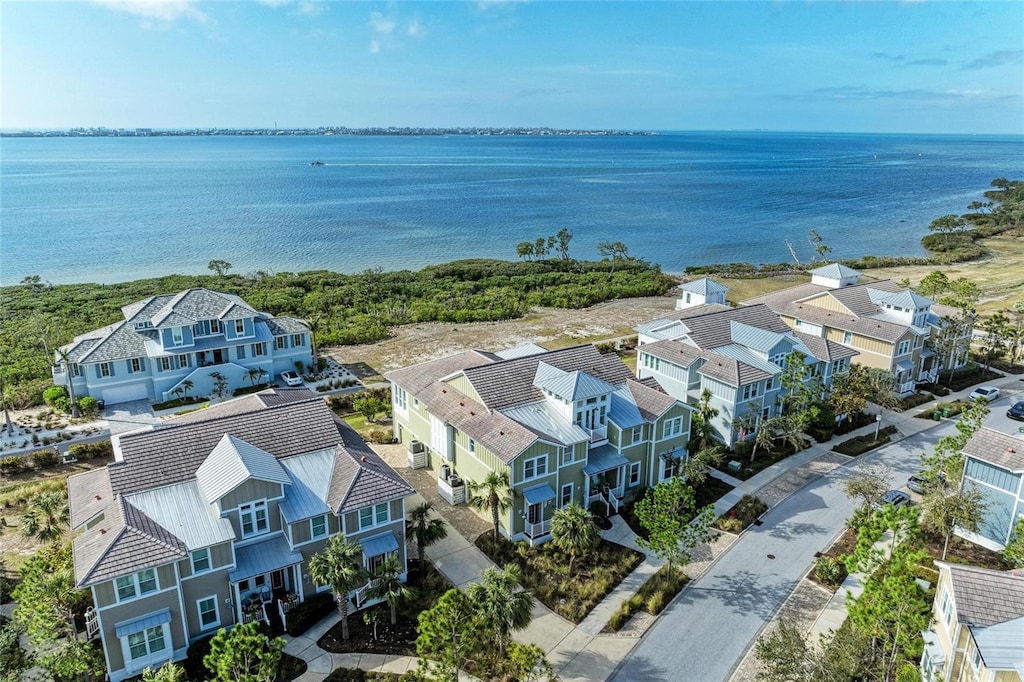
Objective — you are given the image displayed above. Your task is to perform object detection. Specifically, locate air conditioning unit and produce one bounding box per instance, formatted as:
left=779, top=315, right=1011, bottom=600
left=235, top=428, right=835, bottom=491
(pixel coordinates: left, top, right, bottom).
left=408, top=440, right=425, bottom=454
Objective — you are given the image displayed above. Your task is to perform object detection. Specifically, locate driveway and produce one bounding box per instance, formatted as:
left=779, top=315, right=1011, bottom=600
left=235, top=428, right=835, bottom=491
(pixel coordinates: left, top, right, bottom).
left=104, top=399, right=160, bottom=435
left=611, top=420, right=955, bottom=682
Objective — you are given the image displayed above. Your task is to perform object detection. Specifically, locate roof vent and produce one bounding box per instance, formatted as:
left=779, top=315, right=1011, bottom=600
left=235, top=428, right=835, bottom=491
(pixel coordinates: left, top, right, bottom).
left=469, top=411, right=475, bottom=416
left=442, top=388, right=447, bottom=393
left=459, top=401, right=464, bottom=407
left=360, top=456, right=367, bottom=462
left=499, top=431, right=504, bottom=435
left=99, top=528, right=106, bottom=534
left=1009, top=448, right=1016, bottom=454
left=95, top=494, right=102, bottom=501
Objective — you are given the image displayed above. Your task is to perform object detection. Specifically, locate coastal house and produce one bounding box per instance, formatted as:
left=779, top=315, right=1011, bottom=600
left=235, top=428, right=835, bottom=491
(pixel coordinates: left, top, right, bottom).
left=385, top=344, right=692, bottom=544
left=919, top=561, right=1024, bottom=682
left=675, top=278, right=729, bottom=310
left=635, top=299, right=856, bottom=447
left=742, top=263, right=966, bottom=396
left=956, top=427, right=1024, bottom=552
left=52, top=288, right=312, bottom=406
left=67, top=390, right=414, bottom=682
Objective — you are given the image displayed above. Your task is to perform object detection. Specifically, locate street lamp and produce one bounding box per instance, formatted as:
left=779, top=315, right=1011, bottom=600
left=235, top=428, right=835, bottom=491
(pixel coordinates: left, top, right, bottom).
left=874, top=413, right=882, bottom=440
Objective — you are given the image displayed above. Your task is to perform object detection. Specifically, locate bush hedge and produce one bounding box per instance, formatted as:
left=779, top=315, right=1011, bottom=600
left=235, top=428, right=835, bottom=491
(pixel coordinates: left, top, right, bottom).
left=715, top=495, right=768, bottom=532
left=30, top=449, right=60, bottom=469
left=67, top=440, right=113, bottom=461
left=607, top=564, right=688, bottom=631
left=833, top=426, right=898, bottom=457
left=285, top=592, right=335, bottom=637
left=899, top=392, right=934, bottom=411
left=0, top=456, right=28, bottom=475
left=814, top=555, right=847, bottom=589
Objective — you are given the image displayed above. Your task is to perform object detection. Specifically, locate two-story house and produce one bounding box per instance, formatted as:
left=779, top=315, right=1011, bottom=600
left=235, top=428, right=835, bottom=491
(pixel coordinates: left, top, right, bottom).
left=68, top=389, right=414, bottom=682
left=742, top=263, right=966, bottom=396
left=385, top=344, right=692, bottom=545
left=635, top=301, right=856, bottom=446
left=957, top=427, right=1024, bottom=552
left=53, top=288, right=312, bottom=405
left=920, top=561, right=1024, bottom=682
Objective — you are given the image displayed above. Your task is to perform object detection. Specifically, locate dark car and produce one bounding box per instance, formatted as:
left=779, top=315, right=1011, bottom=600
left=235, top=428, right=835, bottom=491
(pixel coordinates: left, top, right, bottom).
left=907, top=471, right=945, bottom=494
left=1008, top=401, right=1024, bottom=421
left=881, top=490, right=911, bottom=507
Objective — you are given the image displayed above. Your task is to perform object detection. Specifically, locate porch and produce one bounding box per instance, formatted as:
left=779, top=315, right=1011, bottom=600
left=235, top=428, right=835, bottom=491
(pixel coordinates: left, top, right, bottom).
left=583, top=445, right=628, bottom=516
left=521, top=483, right=557, bottom=546
left=229, top=535, right=304, bottom=629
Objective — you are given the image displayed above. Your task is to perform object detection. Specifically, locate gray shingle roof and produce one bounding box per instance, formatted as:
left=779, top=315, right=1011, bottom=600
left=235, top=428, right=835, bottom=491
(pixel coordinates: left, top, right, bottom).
left=75, top=321, right=150, bottom=364
left=791, top=330, right=859, bottom=363
left=385, top=350, right=497, bottom=399
left=963, top=428, right=1024, bottom=473
left=944, top=562, right=1024, bottom=627
left=639, top=339, right=705, bottom=367
left=108, top=396, right=345, bottom=495
left=462, top=345, right=633, bottom=411
left=625, top=379, right=680, bottom=422
left=680, top=278, right=728, bottom=295
left=151, top=289, right=256, bottom=327
left=327, top=422, right=414, bottom=513
left=638, top=304, right=791, bottom=351
left=68, top=467, right=114, bottom=530
left=697, top=350, right=773, bottom=387
left=195, top=434, right=292, bottom=503
left=264, top=316, right=310, bottom=335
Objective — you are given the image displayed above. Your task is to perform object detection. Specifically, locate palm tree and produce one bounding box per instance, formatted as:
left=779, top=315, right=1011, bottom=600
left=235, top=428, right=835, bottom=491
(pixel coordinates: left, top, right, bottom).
left=51, top=346, right=81, bottom=418
left=691, top=389, right=720, bottom=451
left=180, top=379, right=194, bottom=400
left=467, top=565, right=533, bottom=657
left=550, top=503, right=599, bottom=575
left=366, top=555, right=415, bottom=625
left=406, top=501, right=448, bottom=571
left=308, top=535, right=366, bottom=640
left=468, top=471, right=513, bottom=541
left=246, top=368, right=267, bottom=388
left=307, top=315, right=322, bottom=374
left=21, top=491, right=70, bottom=542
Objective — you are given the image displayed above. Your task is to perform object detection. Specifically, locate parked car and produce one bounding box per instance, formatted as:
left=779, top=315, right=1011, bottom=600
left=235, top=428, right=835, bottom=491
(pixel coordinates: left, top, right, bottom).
left=968, top=386, right=1000, bottom=402
left=280, top=370, right=303, bottom=387
left=907, top=471, right=945, bottom=494
left=881, top=489, right=911, bottom=507
left=1008, top=401, right=1024, bottom=421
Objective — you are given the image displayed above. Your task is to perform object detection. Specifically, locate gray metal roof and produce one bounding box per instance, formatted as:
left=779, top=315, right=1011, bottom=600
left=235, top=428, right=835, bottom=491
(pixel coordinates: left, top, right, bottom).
left=943, top=561, right=1024, bottom=627
left=279, top=448, right=336, bottom=523
left=680, top=278, right=728, bottom=295
left=125, top=480, right=235, bottom=551
left=195, top=434, right=292, bottom=504
left=229, top=534, right=303, bottom=583
left=963, top=428, right=1024, bottom=473
left=809, top=263, right=860, bottom=280
left=533, top=362, right=616, bottom=402
left=501, top=400, right=590, bottom=446
left=522, top=484, right=556, bottom=505
left=360, top=531, right=399, bottom=558
left=970, top=616, right=1024, bottom=671
left=583, top=445, right=630, bottom=476
left=495, top=343, right=549, bottom=360
left=729, top=321, right=787, bottom=354
left=609, top=388, right=644, bottom=429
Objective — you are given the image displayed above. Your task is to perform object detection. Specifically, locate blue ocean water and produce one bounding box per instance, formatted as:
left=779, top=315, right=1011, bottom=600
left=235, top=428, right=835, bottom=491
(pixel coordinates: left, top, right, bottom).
left=1, top=132, right=1021, bottom=286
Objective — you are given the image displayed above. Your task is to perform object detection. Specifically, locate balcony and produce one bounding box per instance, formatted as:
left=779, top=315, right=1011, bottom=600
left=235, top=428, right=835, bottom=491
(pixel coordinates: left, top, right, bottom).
left=354, top=578, right=382, bottom=607
left=587, top=426, right=608, bottom=446
left=897, top=381, right=916, bottom=396
left=525, top=519, right=552, bottom=546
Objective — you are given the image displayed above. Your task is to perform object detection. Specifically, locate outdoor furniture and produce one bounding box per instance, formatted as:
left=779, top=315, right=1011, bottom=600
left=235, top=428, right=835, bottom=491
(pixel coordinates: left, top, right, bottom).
left=260, top=588, right=272, bottom=604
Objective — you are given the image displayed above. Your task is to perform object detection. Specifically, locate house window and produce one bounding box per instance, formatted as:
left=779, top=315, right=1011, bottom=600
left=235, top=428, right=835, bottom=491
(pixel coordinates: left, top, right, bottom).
left=561, top=447, right=573, bottom=466
left=236, top=345, right=246, bottom=360
left=99, top=362, right=112, bottom=378
left=970, top=647, right=982, bottom=671
left=765, top=377, right=774, bottom=391
left=560, top=483, right=573, bottom=507
left=252, top=342, right=266, bottom=357
left=794, top=319, right=803, bottom=328
left=115, top=568, right=158, bottom=602
left=662, top=454, right=680, bottom=480
left=643, top=354, right=661, bottom=371
left=127, top=625, right=166, bottom=661
left=939, top=590, right=953, bottom=628
left=468, top=438, right=476, bottom=454
left=366, top=550, right=395, bottom=575
left=742, top=383, right=760, bottom=401
left=172, top=328, right=183, bottom=345
left=292, top=334, right=304, bottom=347
left=897, top=340, right=911, bottom=356
left=661, top=417, right=683, bottom=440
left=159, top=357, right=172, bottom=372
left=197, top=596, right=219, bottom=630
left=239, top=501, right=269, bottom=538
left=523, top=455, right=547, bottom=481
left=771, top=353, right=785, bottom=367
left=843, top=331, right=853, bottom=344
left=632, top=426, right=642, bottom=444
left=210, top=319, right=221, bottom=334
left=628, top=462, right=641, bottom=487
left=311, top=514, right=327, bottom=539
left=129, top=358, right=143, bottom=373
left=359, top=503, right=389, bottom=530
left=177, top=354, right=190, bottom=369
left=235, top=319, right=245, bottom=335
left=393, top=386, right=407, bottom=411
left=191, top=548, right=211, bottom=574
left=275, top=336, right=287, bottom=350
left=685, top=292, right=691, bottom=303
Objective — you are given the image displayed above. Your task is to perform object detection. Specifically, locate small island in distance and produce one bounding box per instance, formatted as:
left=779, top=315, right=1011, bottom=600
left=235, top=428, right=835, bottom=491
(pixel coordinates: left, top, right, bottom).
left=0, top=126, right=658, bottom=138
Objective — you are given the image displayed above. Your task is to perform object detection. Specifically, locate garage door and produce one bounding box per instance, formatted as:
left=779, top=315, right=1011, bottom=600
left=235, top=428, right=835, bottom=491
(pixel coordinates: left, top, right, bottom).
left=102, top=384, right=149, bottom=405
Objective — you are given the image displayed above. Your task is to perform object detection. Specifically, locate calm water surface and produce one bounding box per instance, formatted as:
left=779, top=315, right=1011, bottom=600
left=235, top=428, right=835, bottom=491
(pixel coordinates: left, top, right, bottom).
left=2, top=132, right=1021, bottom=285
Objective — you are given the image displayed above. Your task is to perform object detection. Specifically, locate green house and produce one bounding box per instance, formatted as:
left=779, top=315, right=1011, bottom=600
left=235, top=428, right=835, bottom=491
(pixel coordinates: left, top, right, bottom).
left=386, top=344, right=693, bottom=544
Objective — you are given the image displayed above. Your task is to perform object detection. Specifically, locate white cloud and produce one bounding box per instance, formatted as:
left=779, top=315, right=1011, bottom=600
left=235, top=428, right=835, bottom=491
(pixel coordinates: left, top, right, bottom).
left=407, top=20, right=426, bottom=38
left=369, top=40, right=381, bottom=54
left=90, top=0, right=207, bottom=23
left=297, top=1, right=324, bottom=17
left=369, top=12, right=396, bottom=34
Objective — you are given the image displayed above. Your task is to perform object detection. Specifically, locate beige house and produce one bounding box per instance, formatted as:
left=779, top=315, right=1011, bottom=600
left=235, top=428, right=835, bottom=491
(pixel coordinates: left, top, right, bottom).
left=921, top=561, right=1024, bottom=682
left=743, top=263, right=964, bottom=396
left=68, top=389, right=413, bottom=682
left=386, top=344, right=692, bottom=545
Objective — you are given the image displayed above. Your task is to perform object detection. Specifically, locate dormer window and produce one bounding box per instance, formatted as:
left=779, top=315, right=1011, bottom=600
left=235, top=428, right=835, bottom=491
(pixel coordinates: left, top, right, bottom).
left=210, top=319, right=220, bottom=334
left=239, top=500, right=268, bottom=537
left=234, top=319, right=245, bottom=335
left=171, top=328, right=183, bottom=345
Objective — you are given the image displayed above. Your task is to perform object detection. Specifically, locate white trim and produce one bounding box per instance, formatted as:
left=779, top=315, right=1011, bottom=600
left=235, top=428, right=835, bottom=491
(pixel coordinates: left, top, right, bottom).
left=310, top=514, right=328, bottom=540
left=114, top=567, right=159, bottom=603
left=190, top=548, right=211, bottom=575
left=358, top=502, right=390, bottom=531
left=196, top=594, right=220, bottom=631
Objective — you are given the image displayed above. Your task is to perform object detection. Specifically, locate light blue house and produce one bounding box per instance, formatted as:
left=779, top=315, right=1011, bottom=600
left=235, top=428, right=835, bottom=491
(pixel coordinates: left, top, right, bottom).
left=958, top=427, right=1024, bottom=551
left=53, top=289, right=312, bottom=405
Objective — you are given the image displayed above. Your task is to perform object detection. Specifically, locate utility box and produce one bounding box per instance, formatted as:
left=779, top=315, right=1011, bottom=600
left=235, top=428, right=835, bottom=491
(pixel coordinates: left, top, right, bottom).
left=728, top=460, right=742, bottom=473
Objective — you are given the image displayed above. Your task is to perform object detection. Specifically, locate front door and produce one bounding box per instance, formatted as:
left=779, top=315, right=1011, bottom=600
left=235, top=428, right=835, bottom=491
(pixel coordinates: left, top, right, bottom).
left=212, top=349, right=226, bottom=364
left=272, top=570, right=284, bottom=590
left=527, top=503, right=541, bottom=525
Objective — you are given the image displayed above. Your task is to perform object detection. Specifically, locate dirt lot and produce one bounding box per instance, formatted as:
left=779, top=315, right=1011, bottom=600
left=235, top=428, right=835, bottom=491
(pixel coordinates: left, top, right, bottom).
left=326, top=294, right=680, bottom=375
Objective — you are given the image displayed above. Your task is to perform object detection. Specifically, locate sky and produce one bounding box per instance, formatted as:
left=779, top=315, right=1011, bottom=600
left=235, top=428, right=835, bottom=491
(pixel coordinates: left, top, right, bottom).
left=2, top=1, right=1023, bottom=134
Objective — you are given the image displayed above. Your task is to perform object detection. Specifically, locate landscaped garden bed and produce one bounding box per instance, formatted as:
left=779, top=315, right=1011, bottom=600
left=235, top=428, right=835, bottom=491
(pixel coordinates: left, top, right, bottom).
left=318, top=561, right=452, bottom=655
left=474, top=534, right=643, bottom=623
left=181, top=627, right=306, bottom=682
left=833, top=425, right=898, bottom=457
left=898, top=392, right=934, bottom=411
left=936, top=365, right=1002, bottom=392
left=620, top=477, right=734, bottom=541
left=151, top=395, right=207, bottom=412
left=714, top=495, right=768, bottom=533
left=724, top=441, right=801, bottom=481
left=915, top=400, right=971, bottom=420
left=605, top=564, right=688, bottom=632
left=325, top=671, right=406, bottom=682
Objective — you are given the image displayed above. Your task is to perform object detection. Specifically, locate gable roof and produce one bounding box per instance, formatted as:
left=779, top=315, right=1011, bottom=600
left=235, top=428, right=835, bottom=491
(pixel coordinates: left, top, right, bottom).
left=195, top=434, right=291, bottom=503
left=680, top=278, right=728, bottom=295
left=969, top=616, right=1024, bottom=671
left=385, top=350, right=497, bottom=399
left=697, top=349, right=775, bottom=387
left=420, top=382, right=539, bottom=462
left=150, top=289, right=257, bottom=327
left=963, top=428, right=1024, bottom=473
left=533, top=362, right=617, bottom=402
left=637, top=304, right=792, bottom=351
left=638, top=339, right=705, bottom=367
left=69, top=467, right=114, bottom=530
left=941, top=561, right=1024, bottom=628
left=73, top=321, right=150, bottom=364
left=326, top=421, right=415, bottom=513
left=791, top=330, right=859, bottom=363
left=809, top=263, right=860, bottom=280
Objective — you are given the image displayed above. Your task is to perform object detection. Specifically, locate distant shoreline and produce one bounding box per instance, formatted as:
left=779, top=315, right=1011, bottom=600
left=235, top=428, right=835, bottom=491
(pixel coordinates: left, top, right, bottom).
left=0, top=126, right=657, bottom=138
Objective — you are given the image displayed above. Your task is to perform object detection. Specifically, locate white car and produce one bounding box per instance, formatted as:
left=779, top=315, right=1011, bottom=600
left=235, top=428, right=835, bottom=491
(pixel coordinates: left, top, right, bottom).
left=280, top=370, right=303, bottom=387
left=968, top=386, right=1000, bottom=402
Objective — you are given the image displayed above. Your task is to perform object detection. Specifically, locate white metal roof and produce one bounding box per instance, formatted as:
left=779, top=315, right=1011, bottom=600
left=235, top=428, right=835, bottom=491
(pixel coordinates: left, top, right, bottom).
left=195, top=434, right=291, bottom=503
left=278, top=448, right=335, bottom=523
left=125, top=480, right=235, bottom=551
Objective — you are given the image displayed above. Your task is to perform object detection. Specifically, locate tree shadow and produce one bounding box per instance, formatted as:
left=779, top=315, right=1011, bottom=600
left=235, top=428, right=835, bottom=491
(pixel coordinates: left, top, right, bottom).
left=601, top=644, right=674, bottom=682
left=766, top=521, right=827, bottom=541
left=682, top=569, right=795, bottom=620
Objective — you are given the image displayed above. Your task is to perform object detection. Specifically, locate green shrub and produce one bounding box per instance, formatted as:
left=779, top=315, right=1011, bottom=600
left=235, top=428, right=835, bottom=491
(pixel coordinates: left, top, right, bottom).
left=30, top=449, right=60, bottom=469
left=833, top=426, right=897, bottom=456
left=814, top=556, right=846, bottom=588
left=67, top=440, right=113, bottom=461
left=899, top=392, right=933, bottom=411
left=42, top=386, right=67, bottom=406
left=645, top=592, right=666, bottom=615
left=52, top=396, right=72, bottom=414
left=367, top=429, right=396, bottom=444
left=77, top=396, right=100, bottom=416
left=608, top=605, right=630, bottom=631
left=0, top=456, right=27, bottom=475
left=715, top=517, right=745, bottom=533
left=285, top=592, right=335, bottom=637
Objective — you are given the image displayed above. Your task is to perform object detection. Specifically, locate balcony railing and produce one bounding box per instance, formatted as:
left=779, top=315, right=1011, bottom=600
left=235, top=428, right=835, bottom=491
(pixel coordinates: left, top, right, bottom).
left=525, top=519, right=552, bottom=546
left=897, top=381, right=916, bottom=396
left=588, top=426, right=608, bottom=445
left=354, top=578, right=382, bottom=607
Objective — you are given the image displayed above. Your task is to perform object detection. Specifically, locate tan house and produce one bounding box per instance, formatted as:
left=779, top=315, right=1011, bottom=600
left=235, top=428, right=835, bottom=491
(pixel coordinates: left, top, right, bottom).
left=68, top=389, right=413, bottom=682
left=386, top=344, right=692, bottom=545
left=743, top=263, right=964, bottom=396
left=921, top=561, right=1024, bottom=682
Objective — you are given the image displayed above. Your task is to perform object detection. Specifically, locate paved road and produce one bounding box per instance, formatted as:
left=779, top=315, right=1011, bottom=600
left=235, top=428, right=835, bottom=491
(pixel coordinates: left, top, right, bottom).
left=611, top=420, right=955, bottom=682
